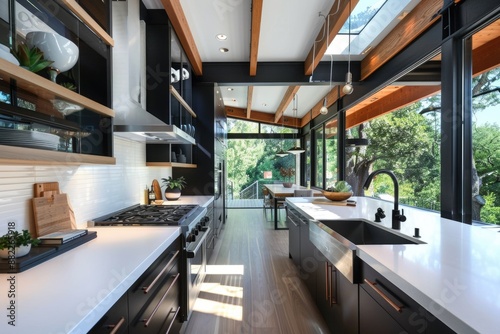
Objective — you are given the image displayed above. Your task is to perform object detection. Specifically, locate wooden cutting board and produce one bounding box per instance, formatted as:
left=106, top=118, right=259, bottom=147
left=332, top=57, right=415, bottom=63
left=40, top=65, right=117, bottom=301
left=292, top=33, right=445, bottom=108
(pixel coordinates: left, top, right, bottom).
left=152, top=179, right=162, bottom=200
left=34, top=182, right=60, bottom=197
left=32, top=194, right=73, bottom=237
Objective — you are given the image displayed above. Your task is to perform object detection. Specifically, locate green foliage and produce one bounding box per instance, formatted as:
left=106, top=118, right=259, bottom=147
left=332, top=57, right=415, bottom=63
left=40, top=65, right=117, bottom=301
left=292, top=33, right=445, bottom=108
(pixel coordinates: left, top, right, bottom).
left=481, top=193, right=500, bottom=225
left=161, top=176, right=186, bottom=190
left=0, top=230, right=40, bottom=249
left=473, top=123, right=500, bottom=206
left=14, top=43, right=53, bottom=73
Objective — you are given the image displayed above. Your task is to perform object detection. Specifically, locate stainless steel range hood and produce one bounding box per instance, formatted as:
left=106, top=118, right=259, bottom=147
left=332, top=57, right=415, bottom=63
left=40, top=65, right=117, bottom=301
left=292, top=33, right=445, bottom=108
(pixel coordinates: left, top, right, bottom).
left=111, top=0, right=194, bottom=145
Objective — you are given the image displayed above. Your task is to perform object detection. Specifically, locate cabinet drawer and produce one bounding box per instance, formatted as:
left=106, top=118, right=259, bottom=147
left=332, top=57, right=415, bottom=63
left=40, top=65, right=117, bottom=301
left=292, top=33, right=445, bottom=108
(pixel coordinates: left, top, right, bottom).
left=129, top=272, right=181, bottom=333
left=89, top=294, right=128, bottom=334
left=360, top=262, right=427, bottom=334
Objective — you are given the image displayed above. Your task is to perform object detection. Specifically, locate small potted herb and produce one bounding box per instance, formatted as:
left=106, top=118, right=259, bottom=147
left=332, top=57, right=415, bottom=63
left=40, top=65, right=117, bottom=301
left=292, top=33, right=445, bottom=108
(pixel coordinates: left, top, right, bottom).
left=280, top=167, right=295, bottom=188
left=13, top=43, right=53, bottom=73
left=161, top=176, right=187, bottom=201
left=0, top=229, right=40, bottom=259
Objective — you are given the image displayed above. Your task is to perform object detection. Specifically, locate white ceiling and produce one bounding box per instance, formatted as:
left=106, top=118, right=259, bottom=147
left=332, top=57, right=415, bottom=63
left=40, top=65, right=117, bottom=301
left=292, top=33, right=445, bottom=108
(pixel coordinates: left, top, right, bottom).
left=141, top=0, right=420, bottom=121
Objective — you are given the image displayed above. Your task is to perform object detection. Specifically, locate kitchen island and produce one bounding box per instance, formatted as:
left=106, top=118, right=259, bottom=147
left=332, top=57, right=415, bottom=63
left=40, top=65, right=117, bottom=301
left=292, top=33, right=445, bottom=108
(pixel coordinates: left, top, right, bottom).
left=286, top=196, right=500, bottom=334
left=0, top=226, right=180, bottom=334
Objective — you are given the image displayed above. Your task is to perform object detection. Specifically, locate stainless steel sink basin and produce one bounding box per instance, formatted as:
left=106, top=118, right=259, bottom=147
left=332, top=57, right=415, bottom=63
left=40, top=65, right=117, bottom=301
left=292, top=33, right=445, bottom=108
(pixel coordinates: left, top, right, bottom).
left=309, top=219, right=424, bottom=283
left=319, top=219, right=424, bottom=245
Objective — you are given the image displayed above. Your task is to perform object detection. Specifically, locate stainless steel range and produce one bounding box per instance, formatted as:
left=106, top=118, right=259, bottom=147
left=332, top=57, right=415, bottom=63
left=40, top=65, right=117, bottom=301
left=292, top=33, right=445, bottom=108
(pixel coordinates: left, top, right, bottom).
left=90, top=203, right=210, bottom=322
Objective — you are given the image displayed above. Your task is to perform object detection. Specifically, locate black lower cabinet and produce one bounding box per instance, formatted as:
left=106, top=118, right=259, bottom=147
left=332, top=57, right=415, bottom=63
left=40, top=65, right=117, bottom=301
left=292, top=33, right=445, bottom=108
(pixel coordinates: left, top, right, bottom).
left=360, top=261, right=455, bottom=334
left=317, top=260, right=359, bottom=334
left=299, top=219, right=318, bottom=298
left=90, top=237, right=182, bottom=334
left=286, top=209, right=300, bottom=267
left=89, top=294, right=128, bottom=334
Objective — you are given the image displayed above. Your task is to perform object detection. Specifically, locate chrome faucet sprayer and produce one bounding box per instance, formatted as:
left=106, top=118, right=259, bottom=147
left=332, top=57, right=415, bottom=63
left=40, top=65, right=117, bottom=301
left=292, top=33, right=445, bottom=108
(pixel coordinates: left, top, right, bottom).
left=363, top=169, right=406, bottom=229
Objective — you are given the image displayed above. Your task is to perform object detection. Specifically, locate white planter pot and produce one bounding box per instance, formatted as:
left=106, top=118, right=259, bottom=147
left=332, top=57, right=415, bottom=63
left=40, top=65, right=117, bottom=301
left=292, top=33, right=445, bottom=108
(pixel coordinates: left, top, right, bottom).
left=0, top=244, right=31, bottom=259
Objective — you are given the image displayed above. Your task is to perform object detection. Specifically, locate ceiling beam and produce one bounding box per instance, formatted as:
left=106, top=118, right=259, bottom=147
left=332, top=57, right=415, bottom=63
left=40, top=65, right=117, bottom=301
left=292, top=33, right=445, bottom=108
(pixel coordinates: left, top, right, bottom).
left=226, top=106, right=300, bottom=128
left=360, top=0, right=442, bottom=81
left=345, top=85, right=441, bottom=129
left=246, top=86, right=254, bottom=118
left=300, top=86, right=342, bottom=127
left=161, top=0, right=203, bottom=75
left=274, top=86, right=300, bottom=123
left=250, top=0, right=264, bottom=76
left=303, top=0, right=358, bottom=76
left=473, top=35, right=500, bottom=76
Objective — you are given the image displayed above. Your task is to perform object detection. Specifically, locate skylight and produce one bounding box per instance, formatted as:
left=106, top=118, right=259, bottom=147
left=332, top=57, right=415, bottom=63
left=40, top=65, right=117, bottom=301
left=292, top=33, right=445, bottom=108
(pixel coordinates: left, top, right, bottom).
left=325, top=0, right=416, bottom=58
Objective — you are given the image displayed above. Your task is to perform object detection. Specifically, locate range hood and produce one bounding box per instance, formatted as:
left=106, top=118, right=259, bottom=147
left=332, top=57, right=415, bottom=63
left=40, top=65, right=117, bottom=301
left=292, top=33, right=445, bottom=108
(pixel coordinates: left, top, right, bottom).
left=111, top=0, right=194, bottom=145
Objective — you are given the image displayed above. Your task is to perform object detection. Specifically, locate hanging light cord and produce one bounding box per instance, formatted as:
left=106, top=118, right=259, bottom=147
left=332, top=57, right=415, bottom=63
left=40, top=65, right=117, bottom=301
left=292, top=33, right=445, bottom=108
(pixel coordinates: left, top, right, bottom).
left=347, top=0, right=351, bottom=76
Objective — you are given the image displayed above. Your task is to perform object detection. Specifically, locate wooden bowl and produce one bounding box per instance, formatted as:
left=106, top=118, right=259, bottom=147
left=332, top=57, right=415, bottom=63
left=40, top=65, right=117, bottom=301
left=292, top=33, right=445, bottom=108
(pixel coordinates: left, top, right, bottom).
left=322, top=191, right=353, bottom=201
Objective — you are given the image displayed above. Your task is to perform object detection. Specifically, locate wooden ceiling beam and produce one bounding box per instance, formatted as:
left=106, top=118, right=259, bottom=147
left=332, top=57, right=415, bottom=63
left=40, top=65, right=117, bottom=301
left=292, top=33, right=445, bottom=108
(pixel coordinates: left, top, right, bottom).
left=246, top=86, right=254, bottom=118
left=274, top=86, right=300, bottom=123
left=250, top=0, right=264, bottom=76
left=304, top=0, right=358, bottom=76
left=473, top=35, right=500, bottom=76
left=360, top=0, right=442, bottom=81
left=345, top=85, right=441, bottom=129
left=226, top=106, right=300, bottom=128
left=161, top=0, right=203, bottom=75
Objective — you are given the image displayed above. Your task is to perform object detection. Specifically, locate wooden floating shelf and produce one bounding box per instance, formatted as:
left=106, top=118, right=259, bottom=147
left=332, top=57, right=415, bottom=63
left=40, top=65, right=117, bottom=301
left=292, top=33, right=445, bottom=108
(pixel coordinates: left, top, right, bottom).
left=0, top=58, right=114, bottom=118
left=146, top=162, right=197, bottom=168
left=170, top=86, right=197, bottom=118
left=61, top=0, right=114, bottom=46
left=0, top=145, right=116, bottom=165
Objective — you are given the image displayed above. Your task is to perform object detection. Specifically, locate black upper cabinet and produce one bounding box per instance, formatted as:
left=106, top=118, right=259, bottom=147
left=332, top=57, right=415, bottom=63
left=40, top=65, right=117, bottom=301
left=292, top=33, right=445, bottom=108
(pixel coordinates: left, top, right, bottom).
left=0, top=0, right=113, bottom=160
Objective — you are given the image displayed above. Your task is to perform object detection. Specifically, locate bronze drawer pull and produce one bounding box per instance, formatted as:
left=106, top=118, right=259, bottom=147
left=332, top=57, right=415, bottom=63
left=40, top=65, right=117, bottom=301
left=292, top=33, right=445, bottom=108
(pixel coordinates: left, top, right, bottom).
left=142, top=273, right=180, bottom=327
left=330, top=266, right=337, bottom=306
left=142, top=250, right=179, bottom=294
left=325, top=262, right=329, bottom=301
left=165, top=306, right=181, bottom=334
left=107, top=316, right=125, bottom=334
left=364, top=279, right=403, bottom=313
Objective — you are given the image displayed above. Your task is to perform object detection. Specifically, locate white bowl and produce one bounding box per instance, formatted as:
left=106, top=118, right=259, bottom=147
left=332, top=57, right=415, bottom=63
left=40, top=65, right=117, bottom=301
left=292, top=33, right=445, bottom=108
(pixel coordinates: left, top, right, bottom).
left=0, top=43, right=19, bottom=66
left=26, top=31, right=79, bottom=72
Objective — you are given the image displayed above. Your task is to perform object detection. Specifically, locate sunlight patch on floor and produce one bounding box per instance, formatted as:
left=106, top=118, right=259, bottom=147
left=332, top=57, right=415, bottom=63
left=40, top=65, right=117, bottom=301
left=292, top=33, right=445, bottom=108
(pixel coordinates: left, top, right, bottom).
left=192, top=297, right=243, bottom=321
left=206, top=264, right=244, bottom=275
left=200, top=282, right=244, bottom=299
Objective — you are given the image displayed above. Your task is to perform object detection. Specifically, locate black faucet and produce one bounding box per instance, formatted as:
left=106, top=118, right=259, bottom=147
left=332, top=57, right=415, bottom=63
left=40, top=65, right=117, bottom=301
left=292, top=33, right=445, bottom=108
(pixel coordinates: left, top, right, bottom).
left=363, top=169, right=406, bottom=229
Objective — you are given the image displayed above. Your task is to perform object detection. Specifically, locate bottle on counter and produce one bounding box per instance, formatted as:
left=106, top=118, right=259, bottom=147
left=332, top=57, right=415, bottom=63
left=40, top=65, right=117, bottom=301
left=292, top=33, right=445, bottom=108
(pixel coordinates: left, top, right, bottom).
left=144, top=185, right=149, bottom=205
left=148, top=185, right=156, bottom=204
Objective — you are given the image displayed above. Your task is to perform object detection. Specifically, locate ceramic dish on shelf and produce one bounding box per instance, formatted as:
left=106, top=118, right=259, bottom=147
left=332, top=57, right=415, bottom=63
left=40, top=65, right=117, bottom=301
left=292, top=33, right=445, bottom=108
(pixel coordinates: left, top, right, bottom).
left=51, top=99, right=83, bottom=116
left=0, top=43, right=19, bottom=66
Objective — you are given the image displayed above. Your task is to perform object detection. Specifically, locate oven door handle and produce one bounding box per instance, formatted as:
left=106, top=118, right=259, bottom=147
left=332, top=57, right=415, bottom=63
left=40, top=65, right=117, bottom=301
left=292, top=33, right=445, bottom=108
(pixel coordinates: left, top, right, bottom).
left=186, top=227, right=210, bottom=258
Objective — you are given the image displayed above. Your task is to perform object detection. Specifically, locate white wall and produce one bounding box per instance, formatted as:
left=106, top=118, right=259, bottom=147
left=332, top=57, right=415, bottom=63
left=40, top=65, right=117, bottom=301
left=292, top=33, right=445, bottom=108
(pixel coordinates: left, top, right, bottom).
left=0, top=136, right=172, bottom=235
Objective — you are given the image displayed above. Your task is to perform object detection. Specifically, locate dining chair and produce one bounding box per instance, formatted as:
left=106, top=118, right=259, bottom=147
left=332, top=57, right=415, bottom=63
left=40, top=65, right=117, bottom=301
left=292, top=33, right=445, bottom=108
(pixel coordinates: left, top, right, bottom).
left=294, top=189, right=313, bottom=197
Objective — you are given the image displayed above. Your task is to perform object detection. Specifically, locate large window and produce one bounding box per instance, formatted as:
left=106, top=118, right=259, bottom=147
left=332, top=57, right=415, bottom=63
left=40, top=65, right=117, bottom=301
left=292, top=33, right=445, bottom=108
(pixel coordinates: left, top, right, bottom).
left=325, top=118, right=338, bottom=187
left=471, top=66, right=500, bottom=224
left=315, top=126, right=324, bottom=188
left=346, top=93, right=441, bottom=212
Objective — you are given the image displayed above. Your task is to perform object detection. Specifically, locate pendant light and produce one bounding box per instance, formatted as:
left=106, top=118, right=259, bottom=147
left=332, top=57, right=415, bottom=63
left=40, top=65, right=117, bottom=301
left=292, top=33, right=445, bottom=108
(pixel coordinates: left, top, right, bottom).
left=342, top=0, right=354, bottom=95
left=320, top=54, right=335, bottom=115
left=287, top=93, right=305, bottom=154
left=275, top=113, right=288, bottom=157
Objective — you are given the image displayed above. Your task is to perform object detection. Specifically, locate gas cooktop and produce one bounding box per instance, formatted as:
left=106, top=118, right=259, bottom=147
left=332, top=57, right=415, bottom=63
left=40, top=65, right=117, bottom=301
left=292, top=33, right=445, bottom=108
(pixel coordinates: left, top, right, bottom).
left=91, top=204, right=200, bottom=226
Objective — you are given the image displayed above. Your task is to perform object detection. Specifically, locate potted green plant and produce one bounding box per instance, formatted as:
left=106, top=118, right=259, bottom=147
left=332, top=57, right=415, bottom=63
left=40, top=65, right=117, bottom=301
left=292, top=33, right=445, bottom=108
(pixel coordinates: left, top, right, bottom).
left=280, top=167, right=295, bottom=188
left=0, top=229, right=40, bottom=259
left=13, top=42, right=53, bottom=73
left=161, top=176, right=187, bottom=201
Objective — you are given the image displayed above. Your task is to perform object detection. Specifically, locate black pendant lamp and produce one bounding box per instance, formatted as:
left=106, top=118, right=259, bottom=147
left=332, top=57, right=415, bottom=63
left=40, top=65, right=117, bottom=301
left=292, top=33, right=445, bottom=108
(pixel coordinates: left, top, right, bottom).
left=287, top=93, right=305, bottom=154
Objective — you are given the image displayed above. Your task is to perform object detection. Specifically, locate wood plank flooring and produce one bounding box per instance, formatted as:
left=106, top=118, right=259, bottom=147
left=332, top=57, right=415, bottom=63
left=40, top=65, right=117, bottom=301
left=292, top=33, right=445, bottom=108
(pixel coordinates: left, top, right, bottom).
left=183, top=209, right=330, bottom=334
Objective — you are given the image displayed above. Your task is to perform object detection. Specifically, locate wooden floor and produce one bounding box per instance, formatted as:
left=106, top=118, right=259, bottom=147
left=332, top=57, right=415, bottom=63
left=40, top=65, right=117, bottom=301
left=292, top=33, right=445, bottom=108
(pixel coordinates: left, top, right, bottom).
left=183, top=209, right=330, bottom=334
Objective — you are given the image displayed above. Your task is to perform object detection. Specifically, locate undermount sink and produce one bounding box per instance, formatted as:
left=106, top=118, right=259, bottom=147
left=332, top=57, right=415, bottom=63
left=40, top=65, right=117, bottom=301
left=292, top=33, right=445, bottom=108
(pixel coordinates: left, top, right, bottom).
left=319, top=219, right=424, bottom=245
left=309, top=219, right=424, bottom=283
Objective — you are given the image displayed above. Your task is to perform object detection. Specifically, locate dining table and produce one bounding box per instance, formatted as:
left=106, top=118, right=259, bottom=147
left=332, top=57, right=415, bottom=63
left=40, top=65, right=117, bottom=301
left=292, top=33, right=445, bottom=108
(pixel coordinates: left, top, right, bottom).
left=264, top=184, right=323, bottom=230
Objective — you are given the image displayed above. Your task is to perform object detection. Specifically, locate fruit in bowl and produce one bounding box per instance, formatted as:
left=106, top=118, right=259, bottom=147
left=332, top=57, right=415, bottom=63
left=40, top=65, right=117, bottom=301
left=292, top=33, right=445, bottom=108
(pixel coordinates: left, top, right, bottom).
left=323, top=181, right=353, bottom=201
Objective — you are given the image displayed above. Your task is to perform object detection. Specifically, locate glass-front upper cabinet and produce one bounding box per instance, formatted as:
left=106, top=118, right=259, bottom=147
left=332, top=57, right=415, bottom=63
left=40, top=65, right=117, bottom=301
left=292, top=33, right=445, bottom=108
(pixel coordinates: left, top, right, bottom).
left=170, top=27, right=194, bottom=135
left=0, top=0, right=113, bottom=160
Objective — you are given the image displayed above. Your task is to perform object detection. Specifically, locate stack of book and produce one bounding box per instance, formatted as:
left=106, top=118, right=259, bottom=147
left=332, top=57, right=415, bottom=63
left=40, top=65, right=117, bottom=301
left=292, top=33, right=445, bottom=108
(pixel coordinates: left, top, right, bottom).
left=39, top=229, right=88, bottom=245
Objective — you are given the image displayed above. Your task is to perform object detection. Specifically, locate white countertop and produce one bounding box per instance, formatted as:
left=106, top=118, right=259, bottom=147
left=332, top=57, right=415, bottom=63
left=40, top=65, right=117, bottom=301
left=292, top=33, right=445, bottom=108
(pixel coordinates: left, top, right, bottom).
left=0, top=226, right=180, bottom=334
left=158, top=195, right=214, bottom=207
left=287, top=196, right=500, bottom=334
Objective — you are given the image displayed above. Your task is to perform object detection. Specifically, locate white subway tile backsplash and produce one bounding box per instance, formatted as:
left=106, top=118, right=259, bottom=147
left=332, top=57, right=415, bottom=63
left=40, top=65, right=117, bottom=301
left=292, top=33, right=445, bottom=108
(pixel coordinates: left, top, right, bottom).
left=0, top=136, right=171, bottom=235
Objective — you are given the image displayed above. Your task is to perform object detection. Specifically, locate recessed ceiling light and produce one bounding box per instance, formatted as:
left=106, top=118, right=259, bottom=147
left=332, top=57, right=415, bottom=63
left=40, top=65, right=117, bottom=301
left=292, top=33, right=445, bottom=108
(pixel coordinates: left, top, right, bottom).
left=216, top=34, right=227, bottom=41
left=219, top=48, right=229, bottom=53
left=262, top=103, right=267, bottom=107
left=227, top=88, right=234, bottom=91
left=231, top=98, right=237, bottom=102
